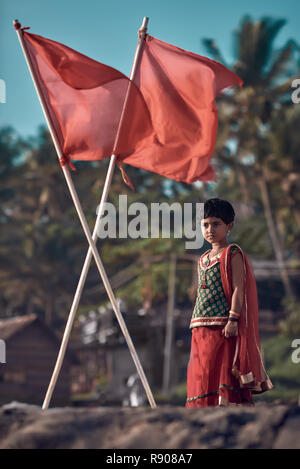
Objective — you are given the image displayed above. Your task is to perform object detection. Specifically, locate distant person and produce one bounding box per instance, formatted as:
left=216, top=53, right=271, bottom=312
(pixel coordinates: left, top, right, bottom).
left=123, top=374, right=146, bottom=407
left=186, top=198, right=273, bottom=407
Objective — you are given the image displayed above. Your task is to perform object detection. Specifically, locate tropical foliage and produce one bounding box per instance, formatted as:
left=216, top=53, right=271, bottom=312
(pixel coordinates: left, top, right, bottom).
left=0, top=15, right=299, bottom=345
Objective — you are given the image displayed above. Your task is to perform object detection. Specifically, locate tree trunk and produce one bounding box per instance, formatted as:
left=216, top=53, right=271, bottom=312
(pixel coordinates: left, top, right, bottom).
left=45, top=295, right=53, bottom=326
left=280, top=173, right=300, bottom=231
left=142, top=261, right=152, bottom=313
left=257, top=169, right=294, bottom=297
left=236, top=164, right=252, bottom=205
left=202, top=182, right=209, bottom=200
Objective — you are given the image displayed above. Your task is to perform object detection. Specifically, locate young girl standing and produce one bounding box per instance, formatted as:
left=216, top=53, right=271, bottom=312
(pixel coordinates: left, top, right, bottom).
left=186, top=198, right=273, bottom=407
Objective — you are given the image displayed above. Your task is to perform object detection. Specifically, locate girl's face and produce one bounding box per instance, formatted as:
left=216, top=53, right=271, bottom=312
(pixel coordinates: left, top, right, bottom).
left=201, top=217, right=232, bottom=244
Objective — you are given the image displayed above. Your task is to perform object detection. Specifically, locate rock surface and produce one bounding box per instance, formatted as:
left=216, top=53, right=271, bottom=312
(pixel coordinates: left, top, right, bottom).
left=0, top=401, right=299, bottom=449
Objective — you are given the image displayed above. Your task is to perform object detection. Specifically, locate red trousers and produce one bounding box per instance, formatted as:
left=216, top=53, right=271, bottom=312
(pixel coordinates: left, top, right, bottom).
left=186, top=326, right=254, bottom=407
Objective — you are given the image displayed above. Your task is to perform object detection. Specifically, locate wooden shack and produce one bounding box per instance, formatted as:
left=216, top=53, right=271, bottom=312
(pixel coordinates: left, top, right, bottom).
left=0, top=314, right=76, bottom=407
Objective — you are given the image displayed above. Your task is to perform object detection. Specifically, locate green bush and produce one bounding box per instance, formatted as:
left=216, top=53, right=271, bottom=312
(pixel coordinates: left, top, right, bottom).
left=255, top=334, right=300, bottom=404
left=278, top=295, right=300, bottom=337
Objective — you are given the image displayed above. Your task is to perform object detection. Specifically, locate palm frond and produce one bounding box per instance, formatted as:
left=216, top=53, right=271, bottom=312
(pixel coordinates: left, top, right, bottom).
left=263, top=40, right=297, bottom=85
left=232, top=16, right=288, bottom=86
left=201, top=38, right=228, bottom=66
left=253, top=17, right=287, bottom=73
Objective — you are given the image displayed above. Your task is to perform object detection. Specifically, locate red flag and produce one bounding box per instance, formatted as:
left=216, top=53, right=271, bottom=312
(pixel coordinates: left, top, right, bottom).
left=120, top=36, right=243, bottom=184
left=23, top=32, right=152, bottom=165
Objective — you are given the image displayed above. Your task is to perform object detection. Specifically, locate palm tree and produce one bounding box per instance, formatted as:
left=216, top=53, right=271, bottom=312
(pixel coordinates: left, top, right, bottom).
left=267, top=105, right=300, bottom=235
left=203, top=15, right=300, bottom=296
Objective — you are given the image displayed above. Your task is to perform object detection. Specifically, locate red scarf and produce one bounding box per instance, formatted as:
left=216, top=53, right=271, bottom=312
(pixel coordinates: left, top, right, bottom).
left=219, top=244, right=273, bottom=394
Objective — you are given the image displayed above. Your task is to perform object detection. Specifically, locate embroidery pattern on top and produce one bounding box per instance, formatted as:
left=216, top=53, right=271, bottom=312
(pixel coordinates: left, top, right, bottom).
left=190, top=246, right=239, bottom=328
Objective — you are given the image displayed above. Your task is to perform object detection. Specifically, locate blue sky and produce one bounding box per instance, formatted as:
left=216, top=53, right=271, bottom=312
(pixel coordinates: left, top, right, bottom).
left=1, top=0, right=300, bottom=139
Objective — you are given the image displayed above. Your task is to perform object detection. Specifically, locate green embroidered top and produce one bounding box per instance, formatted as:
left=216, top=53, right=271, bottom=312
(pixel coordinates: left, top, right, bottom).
left=190, top=245, right=240, bottom=328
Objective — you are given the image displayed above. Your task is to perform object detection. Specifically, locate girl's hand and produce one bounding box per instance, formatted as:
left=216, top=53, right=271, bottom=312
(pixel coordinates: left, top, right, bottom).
left=222, top=321, right=238, bottom=338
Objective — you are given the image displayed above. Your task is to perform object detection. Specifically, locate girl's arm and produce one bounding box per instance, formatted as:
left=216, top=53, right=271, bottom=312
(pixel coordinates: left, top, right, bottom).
left=230, top=252, right=245, bottom=314
left=222, top=252, right=244, bottom=338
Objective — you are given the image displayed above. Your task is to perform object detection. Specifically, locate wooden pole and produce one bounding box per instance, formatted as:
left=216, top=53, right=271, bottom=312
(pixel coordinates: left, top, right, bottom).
left=14, top=18, right=156, bottom=409
left=162, top=253, right=176, bottom=394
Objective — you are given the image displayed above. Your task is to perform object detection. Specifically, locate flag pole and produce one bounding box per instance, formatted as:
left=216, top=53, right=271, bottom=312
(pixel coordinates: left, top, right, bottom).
left=41, top=17, right=151, bottom=411
left=14, top=18, right=156, bottom=409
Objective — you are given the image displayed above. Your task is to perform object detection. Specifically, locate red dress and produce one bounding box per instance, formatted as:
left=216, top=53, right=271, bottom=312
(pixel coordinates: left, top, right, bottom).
left=186, top=326, right=254, bottom=407
left=186, top=244, right=273, bottom=408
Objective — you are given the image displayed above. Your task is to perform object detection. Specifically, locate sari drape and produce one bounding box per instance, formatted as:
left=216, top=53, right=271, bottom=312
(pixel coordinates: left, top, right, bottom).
left=219, top=244, right=274, bottom=394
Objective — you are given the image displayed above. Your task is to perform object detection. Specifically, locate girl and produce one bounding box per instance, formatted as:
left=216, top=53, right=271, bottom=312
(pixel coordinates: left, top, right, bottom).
left=186, top=198, right=273, bottom=407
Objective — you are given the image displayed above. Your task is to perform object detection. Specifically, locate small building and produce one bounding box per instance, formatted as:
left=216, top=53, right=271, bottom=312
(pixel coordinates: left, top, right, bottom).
left=0, top=314, right=76, bottom=407
left=71, top=308, right=155, bottom=406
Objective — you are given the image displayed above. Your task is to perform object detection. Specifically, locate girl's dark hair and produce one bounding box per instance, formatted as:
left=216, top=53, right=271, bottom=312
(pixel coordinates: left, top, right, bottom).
left=204, top=198, right=235, bottom=224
